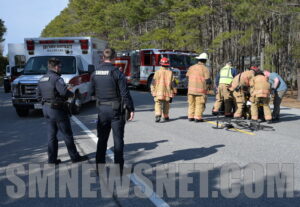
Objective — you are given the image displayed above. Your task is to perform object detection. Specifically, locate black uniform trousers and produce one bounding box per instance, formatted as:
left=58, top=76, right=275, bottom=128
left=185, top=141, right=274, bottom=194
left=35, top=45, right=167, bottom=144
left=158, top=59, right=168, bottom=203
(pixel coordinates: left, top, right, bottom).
left=96, top=104, right=125, bottom=169
left=43, top=105, right=79, bottom=162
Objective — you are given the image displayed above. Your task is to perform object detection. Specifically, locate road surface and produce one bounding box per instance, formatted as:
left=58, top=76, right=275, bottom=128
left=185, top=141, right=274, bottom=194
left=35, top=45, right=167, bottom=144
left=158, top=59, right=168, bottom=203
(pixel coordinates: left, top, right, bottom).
left=1, top=87, right=300, bottom=206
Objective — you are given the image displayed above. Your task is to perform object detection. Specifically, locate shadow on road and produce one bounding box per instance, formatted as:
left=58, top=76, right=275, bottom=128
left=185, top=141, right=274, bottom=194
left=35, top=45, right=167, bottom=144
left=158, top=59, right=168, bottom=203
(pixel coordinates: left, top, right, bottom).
left=133, top=144, right=225, bottom=166
left=277, top=113, right=300, bottom=122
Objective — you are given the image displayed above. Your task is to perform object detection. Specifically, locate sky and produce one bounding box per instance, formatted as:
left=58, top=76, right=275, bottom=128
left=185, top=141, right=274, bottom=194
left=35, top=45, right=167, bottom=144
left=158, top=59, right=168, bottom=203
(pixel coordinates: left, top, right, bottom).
left=0, top=0, right=69, bottom=56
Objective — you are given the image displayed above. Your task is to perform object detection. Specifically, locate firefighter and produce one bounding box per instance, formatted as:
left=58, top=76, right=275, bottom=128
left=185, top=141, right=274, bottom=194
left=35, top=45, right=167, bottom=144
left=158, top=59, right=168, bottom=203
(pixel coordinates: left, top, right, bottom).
left=229, top=68, right=255, bottom=118
left=213, top=61, right=238, bottom=117
left=186, top=52, right=211, bottom=122
left=250, top=70, right=272, bottom=123
left=90, top=48, right=135, bottom=174
left=37, top=58, right=88, bottom=164
left=263, top=70, right=288, bottom=121
left=151, top=57, right=177, bottom=122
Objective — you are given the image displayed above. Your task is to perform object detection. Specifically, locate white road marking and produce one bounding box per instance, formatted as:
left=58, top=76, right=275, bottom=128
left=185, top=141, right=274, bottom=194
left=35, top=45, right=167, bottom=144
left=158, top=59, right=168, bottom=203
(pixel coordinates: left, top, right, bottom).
left=71, top=115, right=170, bottom=207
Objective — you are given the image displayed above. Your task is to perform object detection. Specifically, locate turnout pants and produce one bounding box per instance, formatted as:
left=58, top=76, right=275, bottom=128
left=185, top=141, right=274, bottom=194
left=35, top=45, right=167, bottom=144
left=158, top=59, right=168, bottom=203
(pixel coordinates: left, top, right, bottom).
left=213, top=84, right=234, bottom=115
left=272, top=90, right=287, bottom=119
left=233, top=90, right=246, bottom=118
left=154, top=97, right=170, bottom=118
left=96, top=104, right=125, bottom=170
left=250, top=97, right=272, bottom=121
left=188, top=94, right=206, bottom=120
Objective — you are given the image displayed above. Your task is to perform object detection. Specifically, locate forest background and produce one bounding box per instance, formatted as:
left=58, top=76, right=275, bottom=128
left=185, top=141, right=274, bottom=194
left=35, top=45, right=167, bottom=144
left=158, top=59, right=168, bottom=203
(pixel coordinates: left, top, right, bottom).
left=2, top=0, right=300, bottom=97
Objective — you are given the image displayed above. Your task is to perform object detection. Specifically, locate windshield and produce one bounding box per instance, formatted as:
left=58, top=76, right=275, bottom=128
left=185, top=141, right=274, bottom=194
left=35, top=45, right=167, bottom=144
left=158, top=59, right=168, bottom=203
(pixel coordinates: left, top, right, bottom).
left=169, top=55, right=186, bottom=67
left=167, top=54, right=197, bottom=68
left=23, top=56, right=76, bottom=75
left=186, top=55, right=198, bottom=66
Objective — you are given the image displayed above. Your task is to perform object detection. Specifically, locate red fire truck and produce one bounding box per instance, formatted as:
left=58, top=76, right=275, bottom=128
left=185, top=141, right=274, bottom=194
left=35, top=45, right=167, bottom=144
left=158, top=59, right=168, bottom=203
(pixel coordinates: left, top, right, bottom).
left=114, top=49, right=197, bottom=89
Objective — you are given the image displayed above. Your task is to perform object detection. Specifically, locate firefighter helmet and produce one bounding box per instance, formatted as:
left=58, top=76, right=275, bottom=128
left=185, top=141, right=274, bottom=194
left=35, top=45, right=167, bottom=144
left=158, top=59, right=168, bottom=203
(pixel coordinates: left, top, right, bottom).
left=160, top=57, right=170, bottom=66
left=195, top=53, right=208, bottom=60
left=250, top=66, right=259, bottom=71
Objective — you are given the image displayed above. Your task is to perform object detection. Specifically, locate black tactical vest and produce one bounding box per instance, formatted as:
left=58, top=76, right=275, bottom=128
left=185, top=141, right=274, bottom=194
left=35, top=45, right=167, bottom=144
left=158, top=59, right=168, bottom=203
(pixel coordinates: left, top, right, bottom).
left=94, top=63, right=120, bottom=101
left=38, top=71, right=59, bottom=102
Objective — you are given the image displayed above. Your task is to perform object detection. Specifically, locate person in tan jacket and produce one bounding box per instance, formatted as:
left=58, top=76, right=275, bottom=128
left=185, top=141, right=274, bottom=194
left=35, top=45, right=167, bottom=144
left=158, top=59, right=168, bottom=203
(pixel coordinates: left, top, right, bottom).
left=229, top=68, right=256, bottom=118
left=249, top=70, right=272, bottom=123
left=151, top=57, right=177, bottom=122
left=186, top=53, right=211, bottom=122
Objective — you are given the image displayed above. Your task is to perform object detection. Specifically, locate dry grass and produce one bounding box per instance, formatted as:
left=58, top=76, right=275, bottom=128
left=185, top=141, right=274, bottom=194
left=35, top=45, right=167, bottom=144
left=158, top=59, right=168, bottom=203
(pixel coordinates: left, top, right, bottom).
left=281, top=90, right=300, bottom=109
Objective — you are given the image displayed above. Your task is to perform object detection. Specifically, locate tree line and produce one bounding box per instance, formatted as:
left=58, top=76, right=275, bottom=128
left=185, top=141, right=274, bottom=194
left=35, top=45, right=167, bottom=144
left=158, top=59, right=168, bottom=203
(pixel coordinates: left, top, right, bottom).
left=0, top=19, right=8, bottom=77
left=42, top=0, right=300, bottom=90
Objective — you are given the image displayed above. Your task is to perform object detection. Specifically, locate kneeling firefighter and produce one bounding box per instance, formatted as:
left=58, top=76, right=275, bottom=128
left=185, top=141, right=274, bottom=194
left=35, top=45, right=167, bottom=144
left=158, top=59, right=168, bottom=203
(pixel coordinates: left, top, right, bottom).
left=229, top=68, right=255, bottom=118
left=249, top=70, right=272, bottom=123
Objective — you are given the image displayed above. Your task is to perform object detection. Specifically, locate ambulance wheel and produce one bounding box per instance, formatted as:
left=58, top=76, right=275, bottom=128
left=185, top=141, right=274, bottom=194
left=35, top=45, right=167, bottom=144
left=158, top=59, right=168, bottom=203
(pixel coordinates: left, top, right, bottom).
left=72, top=94, right=82, bottom=115
left=4, top=80, right=10, bottom=93
left=16, top=108, right=29, bottom=117
left=147, top=75, right=153, bottom=91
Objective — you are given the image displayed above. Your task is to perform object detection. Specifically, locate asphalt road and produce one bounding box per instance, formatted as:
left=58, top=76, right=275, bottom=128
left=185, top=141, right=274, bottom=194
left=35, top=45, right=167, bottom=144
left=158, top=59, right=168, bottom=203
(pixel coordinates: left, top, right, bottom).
left=1, top=87, right=300, bottom=207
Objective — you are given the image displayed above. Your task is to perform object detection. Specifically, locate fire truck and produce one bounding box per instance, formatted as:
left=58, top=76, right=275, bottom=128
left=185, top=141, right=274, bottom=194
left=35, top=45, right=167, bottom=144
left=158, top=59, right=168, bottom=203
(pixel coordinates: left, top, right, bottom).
left=11, top=37, right=107, bottom=117
left=114, top=49, right=197, bottom=89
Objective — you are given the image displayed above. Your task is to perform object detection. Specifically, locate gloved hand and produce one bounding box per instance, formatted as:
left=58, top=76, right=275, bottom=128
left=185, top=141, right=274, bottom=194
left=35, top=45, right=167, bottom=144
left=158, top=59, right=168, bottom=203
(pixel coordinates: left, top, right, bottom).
left=169, top=98, right=173, bottom=103
left=271, top=88, right=276, bottom=95
left=234, top=86, right=241, bottom=92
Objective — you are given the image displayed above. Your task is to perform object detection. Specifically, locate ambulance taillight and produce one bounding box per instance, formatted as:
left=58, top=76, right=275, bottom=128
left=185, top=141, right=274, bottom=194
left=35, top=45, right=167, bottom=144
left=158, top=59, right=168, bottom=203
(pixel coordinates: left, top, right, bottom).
left=39, top=40, right=55, bottom=44
left=58, top=40, right=75, bottom=44
left=26, top=40, right=35, bottom=55
left=80, top=40, right=89, bottom=54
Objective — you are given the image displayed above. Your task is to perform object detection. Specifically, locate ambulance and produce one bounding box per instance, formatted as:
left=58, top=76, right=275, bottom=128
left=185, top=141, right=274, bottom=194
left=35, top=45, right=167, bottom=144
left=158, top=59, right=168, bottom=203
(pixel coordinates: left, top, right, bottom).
left=3, top=44, right=26, bottom=93
left=11, top=37, right=107, bottom=117
left=114, top=49, right=198, bottom=90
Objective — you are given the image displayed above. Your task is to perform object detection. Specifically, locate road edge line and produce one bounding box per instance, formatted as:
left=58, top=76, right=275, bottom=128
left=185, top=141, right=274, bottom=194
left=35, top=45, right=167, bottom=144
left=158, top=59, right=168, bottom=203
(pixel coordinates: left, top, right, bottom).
left=71, top=115, right=170, bottom=207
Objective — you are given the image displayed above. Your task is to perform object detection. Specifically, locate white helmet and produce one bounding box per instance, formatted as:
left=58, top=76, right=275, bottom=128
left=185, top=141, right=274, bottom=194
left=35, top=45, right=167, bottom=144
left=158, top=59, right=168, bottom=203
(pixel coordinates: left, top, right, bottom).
left=195, top=52, right=208, bottom=60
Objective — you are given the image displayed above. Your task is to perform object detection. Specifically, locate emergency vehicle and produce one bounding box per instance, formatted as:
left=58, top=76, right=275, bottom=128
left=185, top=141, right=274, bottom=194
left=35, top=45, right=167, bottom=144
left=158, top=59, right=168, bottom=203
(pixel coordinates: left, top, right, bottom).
left=11, top=37, right=107, bottom=117
left=114, top=49, right=197, bottom=89
left=3, top=44, right=26, bottom=93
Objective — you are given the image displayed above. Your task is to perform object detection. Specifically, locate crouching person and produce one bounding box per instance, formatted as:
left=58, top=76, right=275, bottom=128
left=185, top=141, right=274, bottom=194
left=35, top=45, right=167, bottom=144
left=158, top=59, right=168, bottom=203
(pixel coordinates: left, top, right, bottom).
left=250, top=70, right=272, bottom=124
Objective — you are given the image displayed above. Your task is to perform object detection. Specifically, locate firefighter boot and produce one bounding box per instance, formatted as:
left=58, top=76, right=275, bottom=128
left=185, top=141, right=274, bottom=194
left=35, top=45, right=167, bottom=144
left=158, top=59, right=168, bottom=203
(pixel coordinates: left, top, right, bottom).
left=155, top=116, right=161, bottom=122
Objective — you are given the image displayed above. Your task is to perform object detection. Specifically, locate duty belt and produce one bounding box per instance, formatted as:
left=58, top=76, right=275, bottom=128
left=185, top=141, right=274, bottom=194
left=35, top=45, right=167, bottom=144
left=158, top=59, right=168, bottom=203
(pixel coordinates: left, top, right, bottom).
left=43, top=102, right=52, bottom=106
left=97, top=101, right=114, bottom=105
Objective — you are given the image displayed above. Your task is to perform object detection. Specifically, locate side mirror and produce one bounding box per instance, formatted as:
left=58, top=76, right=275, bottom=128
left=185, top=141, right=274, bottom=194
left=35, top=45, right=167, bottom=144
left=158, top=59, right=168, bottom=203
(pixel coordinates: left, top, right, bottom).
left=88, top=65, right=95, bottom=74
left=17, top=68, right=24, bottom=73
left=78, top=69, right=85, bottom=75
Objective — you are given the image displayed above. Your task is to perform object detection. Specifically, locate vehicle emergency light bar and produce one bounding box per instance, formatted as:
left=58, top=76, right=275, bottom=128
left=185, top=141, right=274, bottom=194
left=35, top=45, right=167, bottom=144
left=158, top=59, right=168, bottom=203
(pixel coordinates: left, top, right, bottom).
left=25, top=39, right=89, bottom=55
left=159, top=49, right=196, bottom=53
left=39, top=40, right=75, bottom=44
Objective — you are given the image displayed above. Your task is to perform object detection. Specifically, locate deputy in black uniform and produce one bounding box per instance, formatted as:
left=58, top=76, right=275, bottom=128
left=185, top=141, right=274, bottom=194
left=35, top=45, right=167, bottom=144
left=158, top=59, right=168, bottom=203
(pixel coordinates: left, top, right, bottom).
left=91, top=48, right=134, bottom=173
left=38, top=58, right=88, bottom=164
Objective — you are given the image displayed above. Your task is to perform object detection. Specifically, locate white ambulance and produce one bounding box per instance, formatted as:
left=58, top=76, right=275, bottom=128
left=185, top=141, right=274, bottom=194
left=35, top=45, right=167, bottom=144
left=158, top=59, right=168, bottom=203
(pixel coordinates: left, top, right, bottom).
left=3, top=43, right=26, bottom=93
left=11, top=37, right=107, bottom=117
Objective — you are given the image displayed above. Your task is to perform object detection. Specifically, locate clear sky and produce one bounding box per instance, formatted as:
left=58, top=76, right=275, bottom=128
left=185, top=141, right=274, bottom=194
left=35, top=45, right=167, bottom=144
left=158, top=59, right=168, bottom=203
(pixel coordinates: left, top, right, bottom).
left=0, top=0, right=69, bottom=56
